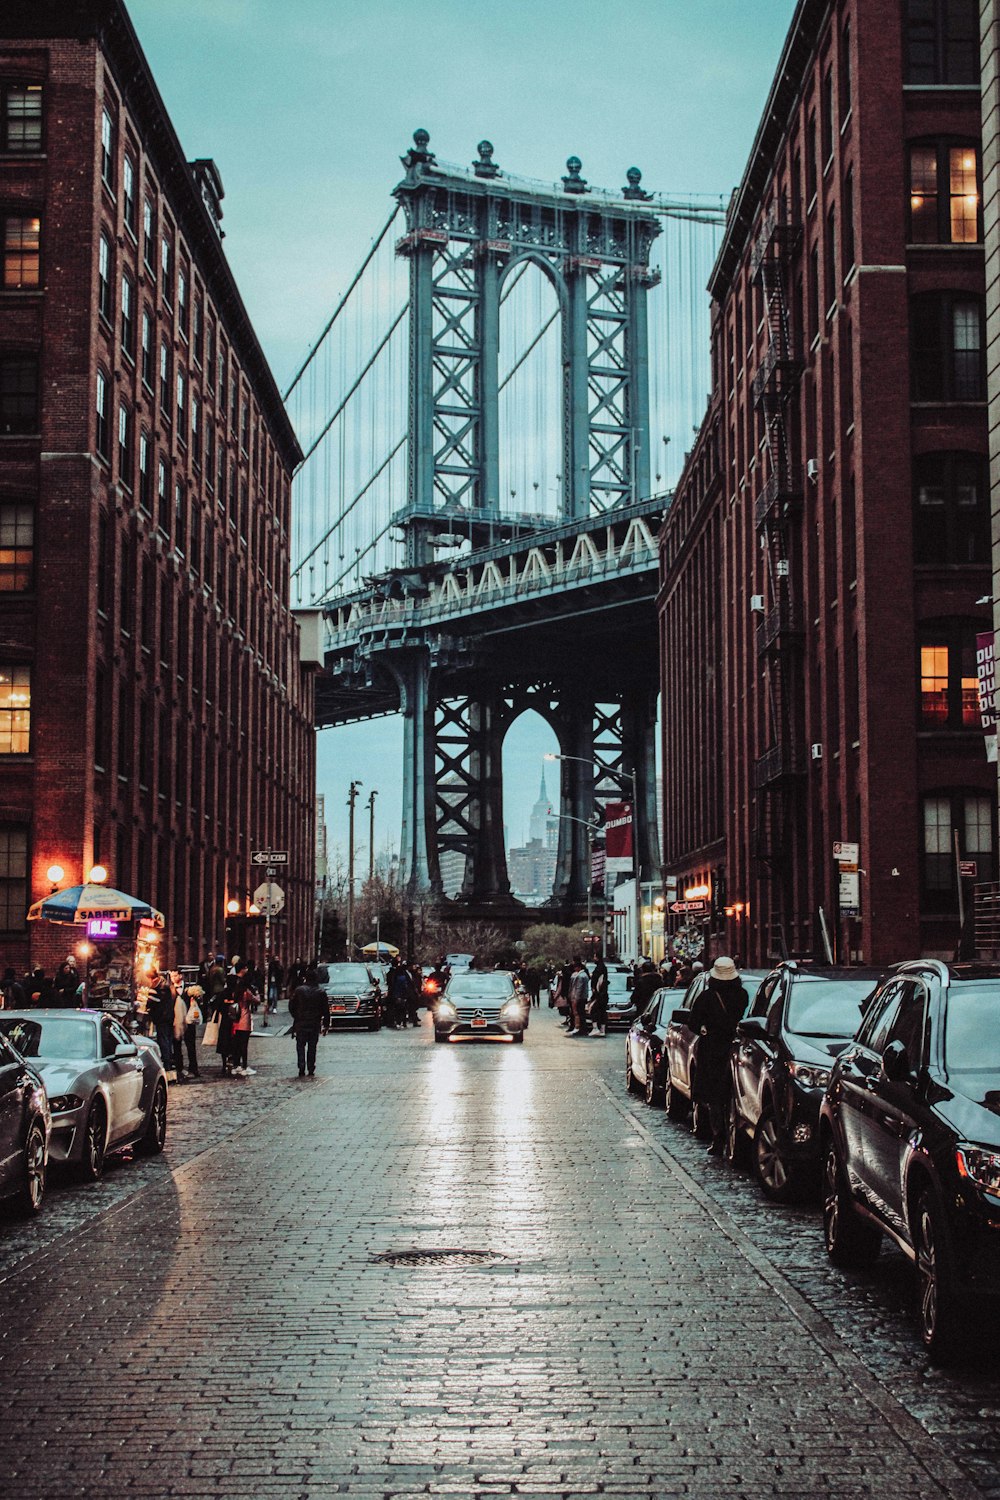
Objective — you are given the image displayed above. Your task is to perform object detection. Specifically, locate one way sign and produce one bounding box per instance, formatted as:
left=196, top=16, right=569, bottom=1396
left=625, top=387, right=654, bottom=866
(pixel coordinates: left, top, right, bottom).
left=251, top=850, right=288, bottom=866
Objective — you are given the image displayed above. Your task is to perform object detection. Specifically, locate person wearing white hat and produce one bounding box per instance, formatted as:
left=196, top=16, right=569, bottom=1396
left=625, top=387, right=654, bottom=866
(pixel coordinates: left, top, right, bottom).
left=689, top=957, right=749, bottom=1155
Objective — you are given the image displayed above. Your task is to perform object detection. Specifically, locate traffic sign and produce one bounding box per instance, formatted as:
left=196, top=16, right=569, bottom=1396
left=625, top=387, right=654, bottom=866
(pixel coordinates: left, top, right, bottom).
left=251, top=850, right=288, bottom=866
left=253, top=881, right=285, bottom=916
left=959, top=860, right=978, bottom=879
left=671, top=899, right=707, bottom=915
left=833, top=841, right=859, bottom=864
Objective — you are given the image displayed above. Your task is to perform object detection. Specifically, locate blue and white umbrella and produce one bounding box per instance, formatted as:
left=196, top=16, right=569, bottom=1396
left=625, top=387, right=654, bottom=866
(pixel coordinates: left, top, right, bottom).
left=27, top=884, right=164, bottom=928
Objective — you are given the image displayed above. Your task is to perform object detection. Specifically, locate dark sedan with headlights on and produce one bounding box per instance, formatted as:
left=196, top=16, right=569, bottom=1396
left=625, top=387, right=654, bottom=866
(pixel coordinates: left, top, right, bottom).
left=0, top=1010, right=166, bottom=1181
left=317, top=963, right=383, bottom=1031
left=0, top=1027, right=49, bottom=1216
left=727, top=964, right=880, bottom=1202
left=434, top=972, right=528, bottom=1043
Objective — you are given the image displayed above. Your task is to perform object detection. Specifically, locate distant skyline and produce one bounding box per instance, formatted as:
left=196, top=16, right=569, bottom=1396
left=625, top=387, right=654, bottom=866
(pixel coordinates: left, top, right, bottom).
left=126, top=0, right=799, bottom=862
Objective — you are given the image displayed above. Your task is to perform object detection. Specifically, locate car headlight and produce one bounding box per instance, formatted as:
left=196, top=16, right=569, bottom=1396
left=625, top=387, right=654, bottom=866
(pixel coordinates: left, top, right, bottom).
left=957, top=1145, right=1000, bottom=1195
left=437, top=1001, right=457, bottom=1019
left=788, top=1062, right=830, bottom=1090
left=501, top=1000, right=524, bottom=1017
left=48, top=1093, right=85, bottom=1113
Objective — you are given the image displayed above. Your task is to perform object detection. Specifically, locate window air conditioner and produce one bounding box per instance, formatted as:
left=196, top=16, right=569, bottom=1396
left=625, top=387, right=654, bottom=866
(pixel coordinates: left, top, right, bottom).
left=810, top=742, right=823, bottom=761
left=750, top=594, right=765, bottom=613
left=806, top=458, right=819, bottom=481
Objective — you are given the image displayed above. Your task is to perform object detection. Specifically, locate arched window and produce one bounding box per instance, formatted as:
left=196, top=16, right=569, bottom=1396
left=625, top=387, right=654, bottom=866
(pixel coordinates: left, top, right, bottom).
left=913, top=450, right=988, bottom=562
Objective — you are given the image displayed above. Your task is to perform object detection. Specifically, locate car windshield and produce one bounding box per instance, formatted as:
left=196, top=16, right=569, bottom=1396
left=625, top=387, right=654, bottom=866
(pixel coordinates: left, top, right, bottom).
left=448, top=975, right=512, bottom=998
left=0, top=1015, right=98, bottom=1061
left=943, top=985, right=1000, bottom=1071
left=607, top=973, right=632, bottom=994
left=318, top=965, right=370, bottom=988
left=786, top=980, right=874, bottom=1038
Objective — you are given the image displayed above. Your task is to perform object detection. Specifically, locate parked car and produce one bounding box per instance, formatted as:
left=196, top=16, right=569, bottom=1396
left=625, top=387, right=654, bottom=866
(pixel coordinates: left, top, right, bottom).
left=605, top=966, right=639, bottom=1030
left=0, top=1010, right=166, bottom=1181
left=444, top=953, right=475, bottom=974
left=625, top=985, right=673, bottom=1104
left=0, top=1028, right=49, bottom=1216
left=663, top=970, right=770, bottom=1126
left=316, top=963, right=382, bottom=1031
left=435, top=972, right=527, bottom=1043
left=727, top=963, right=880, bottom=1202
left=821, top=959, right=1000, bottom=1360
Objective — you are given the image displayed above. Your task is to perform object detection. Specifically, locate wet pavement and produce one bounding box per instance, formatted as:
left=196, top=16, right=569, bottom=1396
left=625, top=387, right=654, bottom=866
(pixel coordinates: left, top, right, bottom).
left=0, top=1009, right=996, bottom=1498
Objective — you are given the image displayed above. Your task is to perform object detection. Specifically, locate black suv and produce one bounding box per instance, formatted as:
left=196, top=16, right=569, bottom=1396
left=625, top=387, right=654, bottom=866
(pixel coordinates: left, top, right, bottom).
left=728, top=962, right=881, bottom=1202
left=820, top=960, right=1000, bottom=1361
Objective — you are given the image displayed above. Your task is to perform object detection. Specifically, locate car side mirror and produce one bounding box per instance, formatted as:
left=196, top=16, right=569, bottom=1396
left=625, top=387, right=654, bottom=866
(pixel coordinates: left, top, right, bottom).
left=736, top=1016, right=767, bottom=1041
left=881, top=1039, right=911, bottom=1083
left=115, top=1042, right=138, bottom=1058
left=671, top=1009, right=691, bottom=1026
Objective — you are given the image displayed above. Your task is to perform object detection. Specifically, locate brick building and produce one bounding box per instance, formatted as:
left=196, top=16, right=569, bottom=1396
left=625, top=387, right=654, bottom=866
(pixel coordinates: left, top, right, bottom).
left=0, top=0, right=316, bottom=973
left=660, top=0, right=994, bottom=965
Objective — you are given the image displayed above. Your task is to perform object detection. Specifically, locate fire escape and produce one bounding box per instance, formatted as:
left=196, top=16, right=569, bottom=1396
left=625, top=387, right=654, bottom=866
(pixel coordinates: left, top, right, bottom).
left=750, top=197, right=804, bottom=952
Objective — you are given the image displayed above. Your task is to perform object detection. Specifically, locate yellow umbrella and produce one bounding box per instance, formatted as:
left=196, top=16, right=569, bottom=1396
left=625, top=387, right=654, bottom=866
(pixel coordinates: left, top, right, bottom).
left=360, top=941, right=399, bottom=957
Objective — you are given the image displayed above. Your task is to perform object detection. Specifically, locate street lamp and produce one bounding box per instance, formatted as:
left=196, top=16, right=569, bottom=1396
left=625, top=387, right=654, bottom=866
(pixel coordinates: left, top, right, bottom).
left=88, top=865, right=108, bottom=885
left=550, top=807, right=602, bottom=945
left=545, top=752, right=642, bottom=962
left=347, top=780, right=363, bottom=957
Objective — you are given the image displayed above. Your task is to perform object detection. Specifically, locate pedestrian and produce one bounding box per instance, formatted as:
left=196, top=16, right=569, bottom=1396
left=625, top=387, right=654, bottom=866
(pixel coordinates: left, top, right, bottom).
left=228, top=964, right=256, bottom=1077
left=567, top=957, right=590, bottom=1037
left=1, top=967, right=27, bottom=1009
left=632, top=959, right=662, bottom=1015
left=53, top=957, right=80, bottom=1007
left=553, top=961, right=573, bottom=1027
left=24, top=967, right=50, bottom=1007
left=589, top=953, right=609, bottom=1036
left=688, top=955, right=749, bottom=1155
left=148, top=969, right=177, bottom=1080
left=288, top=965, right=328, bottom=1077
left=525, top=964, right=542, bottom=1008
left=183, top=983, right=203, bottom=1079
left=405, top=962, right=422, bottom=1027
left=209, top=977, right=238, bottom=1077
left=267, top=955, right=283, bottom=1013
left=287, top=956, right=306, bottom=997
left=170, top=973, right=190, bottom=1083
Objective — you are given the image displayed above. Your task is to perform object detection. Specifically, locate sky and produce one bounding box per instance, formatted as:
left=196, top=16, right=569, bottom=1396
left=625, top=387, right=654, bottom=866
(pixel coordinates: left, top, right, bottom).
left=127, top=0, right=798, bottom=866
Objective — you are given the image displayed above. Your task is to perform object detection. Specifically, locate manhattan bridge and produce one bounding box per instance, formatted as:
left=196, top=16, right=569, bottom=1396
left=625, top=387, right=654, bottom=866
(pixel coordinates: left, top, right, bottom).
left=287, top=132, right=724, bottom=917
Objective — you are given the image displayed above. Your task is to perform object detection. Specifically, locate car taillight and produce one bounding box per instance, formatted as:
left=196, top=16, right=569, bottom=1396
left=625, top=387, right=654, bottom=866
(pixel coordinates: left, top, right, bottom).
left=654, top=1051, right=661, bottom=1064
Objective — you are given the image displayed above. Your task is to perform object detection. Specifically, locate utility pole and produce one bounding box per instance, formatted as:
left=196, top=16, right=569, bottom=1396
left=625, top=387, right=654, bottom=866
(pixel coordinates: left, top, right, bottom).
left=367, top=789, right=378, bottom=882
left=347, top=780, right=362, bottom=958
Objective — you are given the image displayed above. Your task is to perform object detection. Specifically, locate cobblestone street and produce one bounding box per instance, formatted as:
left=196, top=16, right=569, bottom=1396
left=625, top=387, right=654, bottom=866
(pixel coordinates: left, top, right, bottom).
left=1, top=1012, right=997, bottom=1499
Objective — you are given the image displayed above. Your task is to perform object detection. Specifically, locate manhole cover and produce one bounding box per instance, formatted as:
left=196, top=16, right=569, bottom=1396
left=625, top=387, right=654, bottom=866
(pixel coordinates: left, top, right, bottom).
left=371, top=1247, right=503, bottom=1268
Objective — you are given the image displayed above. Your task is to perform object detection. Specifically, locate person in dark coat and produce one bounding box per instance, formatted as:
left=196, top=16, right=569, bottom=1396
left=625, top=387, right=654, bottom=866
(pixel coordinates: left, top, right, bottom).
left=1, top=967, right=27, bottom=1009
left=53, top=959, right=80, bottom=1008
left=688, top=956, right=749, bottom=1155
left=589, top=955, right=609, bottom=1035
left=289, top=966, right=328, bottom=1077
left=632, top=960, right=662, bottom=1015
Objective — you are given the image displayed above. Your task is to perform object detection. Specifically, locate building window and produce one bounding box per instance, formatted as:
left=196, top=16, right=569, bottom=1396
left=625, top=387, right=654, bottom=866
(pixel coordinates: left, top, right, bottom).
left=191, top=394, right=201, bottom=465
left=0, top=354, right=38, bottom=434
left=205, top=417, right=215, bottom=488
left=806, top=112, right=817, bottom=204
left=141, top=308, right=153, bottom=387
left=922, top=791, right=994, bottom=910
left=97, top=510, right=111, bottom=615
left=159, top=340, right=171, bottom=423
left=205, top=323, right=214, bottom=387
left=905, top=0, right=979, bottom=86
left=175, top=480, right=186, bottom=553
left=824, top=205, right=836, bottom=312
left=157, top=457, right=169, bottom=532
left=192, top=295, right=203, bottom=365
left=177, top=265, right=188, bottom=338
left=0, top=664, right=30, bottom=753
left=913, top=450, right=988, bottom=563
left=160, top=231, right=173, bottom=303
left=3, top=214, right=40, bottom=288
left=1, top=83, right=42, bottom=153
left=120, top=271, right=135, bottom=359
left=0, top=501, right=32, bottom=591
left=122, top=152, right=136, bottom=235
left=240, top=397, right=250, bottom=453
left=100, top=107, right=116, bottom=191
left=98, top=232, right=112, bottom=323
left=138, top=431, right=152, bottom=512
left=842, top=168, right=855, bottom=276
left=176, top=370, right=186, bottom=442
left=143, top=197, right=155, bottom=271
left=821, top=66, right=834, bottom=164
left=96, top=370, right=110, bottom=460
left=919, top=620, right=981, bottom=728
left=910, top=293, right=984, bottom=401
left=908, top=141, right=980, bottom=243
left=840, top=21, right=852, bottom=118
left=0, top=826, right=28, bottom=931
left=118, top=402, right=132, bottom=488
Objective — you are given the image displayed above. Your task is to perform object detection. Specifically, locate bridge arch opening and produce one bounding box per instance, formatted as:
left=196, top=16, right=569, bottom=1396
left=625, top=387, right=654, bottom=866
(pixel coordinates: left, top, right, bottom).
left=498, top=258, right=564, bottom=524
left=502, top=709, right=560, bottom=906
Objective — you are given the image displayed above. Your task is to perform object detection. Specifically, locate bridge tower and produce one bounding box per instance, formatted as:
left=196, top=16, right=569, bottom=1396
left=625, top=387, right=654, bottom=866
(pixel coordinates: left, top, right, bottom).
left=341, top=134, right=665, bottom=915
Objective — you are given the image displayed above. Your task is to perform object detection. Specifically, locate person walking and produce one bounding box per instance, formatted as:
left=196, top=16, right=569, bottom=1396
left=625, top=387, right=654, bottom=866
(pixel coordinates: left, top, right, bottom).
left=228, top=964, right=256, bottom=1077
left=182, top=983, right=203, bottom=1079
left=267, top=956, right=283, bottom=1014
left=1, top=967, right=27, bottom=1009
left=148, top=970, right=177, bottom=1080
left=171, top=974, right=190, bottom=1083
left=210, top=978, right=238, bottom=1078
left=589, top=954, right=609, bottom=1036
left=688, top=956, right=749, bottom=1155
left=289, top=966, right=328, bottom=1077
left=53, top=958, right=80, bottom=1008
left=567, top=957, right=590, bottom=1037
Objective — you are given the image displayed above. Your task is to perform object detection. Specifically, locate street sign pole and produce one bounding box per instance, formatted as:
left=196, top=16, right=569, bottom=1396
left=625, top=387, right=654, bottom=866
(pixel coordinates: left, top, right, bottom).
left=262, top=867, right=273, bottom=1029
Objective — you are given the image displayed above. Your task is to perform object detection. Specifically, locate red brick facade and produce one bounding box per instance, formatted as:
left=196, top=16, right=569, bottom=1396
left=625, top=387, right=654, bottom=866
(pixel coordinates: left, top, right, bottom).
left=0, top=1, right=315, bottom=973
left=660, top=0, right=994, bottom=965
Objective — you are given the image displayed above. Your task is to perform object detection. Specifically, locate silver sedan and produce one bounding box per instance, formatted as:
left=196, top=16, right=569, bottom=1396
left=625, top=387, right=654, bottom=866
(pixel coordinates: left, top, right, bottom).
left=0, top=1010, right=167, bottom=1180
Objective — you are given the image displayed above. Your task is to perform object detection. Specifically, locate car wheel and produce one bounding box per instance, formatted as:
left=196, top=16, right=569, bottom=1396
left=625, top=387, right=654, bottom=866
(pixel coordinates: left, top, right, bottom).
left=916, top=1190, right=967, bottom=1362
left=643, top=1057, right=659, bottom=1107
left=15, top=1120, right=46, bottom=1215
left=691, top=1101, right=713, bottom=1140
left=513, top=1031, right=524, bottom=1044
left=753, top=1109, right=798, bottom=1203
left=136, top=1080, right=167, bottom=1157
left=725, top=1094, right=750, bottom=1169
left=822, top=1142, right=881, bottom=1268
left=367, top=1018, right=380, bottom=1032
left=79, top=1099, right=107, bottom=1181
left=434, top=1031, right=447, bottom=1043
left=625, top=1051, right=641, bottom=1095
left=664, top=1074, right=687, bottom=1121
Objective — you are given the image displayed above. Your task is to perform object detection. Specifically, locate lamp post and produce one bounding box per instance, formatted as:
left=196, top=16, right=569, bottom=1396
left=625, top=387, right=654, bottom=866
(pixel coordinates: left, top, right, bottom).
left=367, top=789, right=378, bottom=884
left=550, top=808, right=602, bottom=947
left=347, top=780, right=363, bottom=958
left=545, top=753, right=641, bottom=962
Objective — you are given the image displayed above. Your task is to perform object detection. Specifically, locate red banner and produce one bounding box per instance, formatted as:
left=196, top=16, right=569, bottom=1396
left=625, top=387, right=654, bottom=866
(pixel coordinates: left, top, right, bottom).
left=605, top=802, right=633, bottom=861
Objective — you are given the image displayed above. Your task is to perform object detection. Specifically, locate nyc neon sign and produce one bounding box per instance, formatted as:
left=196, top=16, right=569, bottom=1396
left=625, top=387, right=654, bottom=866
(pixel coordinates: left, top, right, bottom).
left=86, top=918, right=120, bottom=939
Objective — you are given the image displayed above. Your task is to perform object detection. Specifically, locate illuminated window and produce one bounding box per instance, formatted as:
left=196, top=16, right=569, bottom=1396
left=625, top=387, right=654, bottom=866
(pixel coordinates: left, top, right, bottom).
left=0, top=664, right=30, bottom=753
left=3, top=215, right=40, bottom=288
left=918, top=620, right=981, bottom=729
left=908, top=141, right=980, bottom=243
left=0, top=502, right=32, bottom=591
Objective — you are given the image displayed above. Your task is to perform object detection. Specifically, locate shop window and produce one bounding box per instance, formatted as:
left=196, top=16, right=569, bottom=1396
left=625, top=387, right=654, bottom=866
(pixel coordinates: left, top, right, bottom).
left=908, top=141, right=980, bottom=243
left=96, top=370, right=110, bottom=460
left=3, top=214, right=40, bottom=288
left=0, top=826, right=28, bottom=931
left=0, top=664, right=30, bottom=753
left=98, top=232, right=112, bottom=323
left=0, top=501, right=32, bottom=591
left=122, top=152, right=136, bottom=235
left=910, top=293, right=984, bottom=401
left=918, top=620, right=980, bottom=728
left=100, top=107, right=116, bottom=192
left=913, top=450, right=988, bottom=562
left=905, top=0, right=979, bottom=86
left=922, top=790, right=994, bottom=911
left=1, top=83, right=42, bottom=153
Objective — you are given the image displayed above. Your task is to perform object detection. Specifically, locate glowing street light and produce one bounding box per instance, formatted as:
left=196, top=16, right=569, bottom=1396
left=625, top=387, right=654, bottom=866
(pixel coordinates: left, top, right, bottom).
left=88, top=865, right=108, bottom=884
